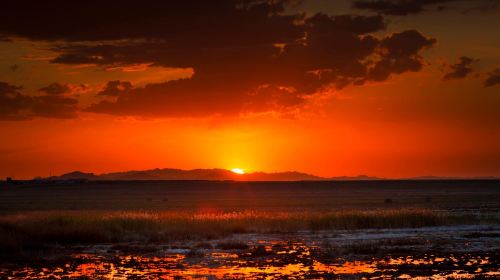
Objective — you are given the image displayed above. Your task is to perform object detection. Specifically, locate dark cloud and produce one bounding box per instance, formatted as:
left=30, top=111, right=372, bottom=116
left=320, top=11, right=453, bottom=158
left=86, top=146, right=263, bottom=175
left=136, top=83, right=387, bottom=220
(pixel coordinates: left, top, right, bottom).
left=39, top=82, right=71, bottom=95
left=352, top=0, right=497, bottom=16
left=0, top=1, right=436, bottom=118
left=368, top=30, right=436, bottom=81
left=86, top=78, right=308, bottom=117
left=83, top=29, right=435, bottom=118
left=10, top=64, right=19, bottom=72
left=484, top=69, right=500, bottom=87
left=0, top=81, right=79, bottom=120
left=64, top=19, right=433, bottom=118
left=30, top=95, right=79, bottom=119
left=39, top=82, right=89, bottom=96
left=0, top=0, right=301, bottom=42
left=442, top=56, right=478, bottom=81
left=0, top=82, right=29, bottom=120
left=0, top=82, right=21, bottom=94
left=353, top=0, right=454, bottom=15
left=97, top=81, right=133, bottom=96
left=462, top=1, right=500, bottom=14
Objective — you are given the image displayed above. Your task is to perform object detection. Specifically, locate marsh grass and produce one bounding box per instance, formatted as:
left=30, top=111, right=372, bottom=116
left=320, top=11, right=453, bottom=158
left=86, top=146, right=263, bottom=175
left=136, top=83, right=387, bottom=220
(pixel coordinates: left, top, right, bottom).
left=216, top=241, right=249, bottom=250
left=0, top=209, right=495, bottom=255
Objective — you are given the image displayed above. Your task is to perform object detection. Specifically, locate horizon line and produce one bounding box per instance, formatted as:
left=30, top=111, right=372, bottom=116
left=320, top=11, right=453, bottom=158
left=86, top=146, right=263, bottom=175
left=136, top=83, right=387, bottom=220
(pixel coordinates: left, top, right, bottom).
left=8, top=167, right=499, bottom=181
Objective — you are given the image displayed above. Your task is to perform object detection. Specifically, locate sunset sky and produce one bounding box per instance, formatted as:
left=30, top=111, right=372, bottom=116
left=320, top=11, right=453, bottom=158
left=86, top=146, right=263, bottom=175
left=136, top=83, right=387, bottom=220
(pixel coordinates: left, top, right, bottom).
left=1, top=0, right=499, bottom=179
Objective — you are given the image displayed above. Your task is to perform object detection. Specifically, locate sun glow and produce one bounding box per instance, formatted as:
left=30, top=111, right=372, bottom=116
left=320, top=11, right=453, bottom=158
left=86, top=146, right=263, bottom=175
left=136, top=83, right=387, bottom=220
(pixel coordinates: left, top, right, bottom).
left=231, top=168, right=245, bottom=175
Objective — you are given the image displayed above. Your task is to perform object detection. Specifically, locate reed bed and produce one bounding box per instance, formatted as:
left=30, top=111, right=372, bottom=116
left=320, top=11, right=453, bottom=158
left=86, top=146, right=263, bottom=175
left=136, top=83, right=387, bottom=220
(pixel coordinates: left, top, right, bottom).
left=0, top=209, right=495, bottom=254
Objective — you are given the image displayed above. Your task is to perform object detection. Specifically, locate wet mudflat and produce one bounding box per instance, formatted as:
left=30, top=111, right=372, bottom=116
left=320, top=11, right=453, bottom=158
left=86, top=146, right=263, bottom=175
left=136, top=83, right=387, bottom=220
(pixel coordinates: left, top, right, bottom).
left=1, top=181, right=499, bottom=279
left=1, top=225, right=498, bottom=279
left=3, top=252, right=497, bottom=279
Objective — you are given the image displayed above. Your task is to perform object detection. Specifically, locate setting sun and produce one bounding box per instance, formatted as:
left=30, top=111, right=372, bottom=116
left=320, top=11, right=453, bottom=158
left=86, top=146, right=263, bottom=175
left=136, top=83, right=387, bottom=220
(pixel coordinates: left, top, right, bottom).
left=231, top=168, right=245, bottom=175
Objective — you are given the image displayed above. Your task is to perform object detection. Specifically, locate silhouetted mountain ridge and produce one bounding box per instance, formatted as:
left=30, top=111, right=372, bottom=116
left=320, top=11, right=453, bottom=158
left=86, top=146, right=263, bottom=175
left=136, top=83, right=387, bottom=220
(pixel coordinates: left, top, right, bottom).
left=47, top=168, right=328, bottom=181
left=56, top=171, right=98, bottom=180
left=42, top=169, right=496, bottom=181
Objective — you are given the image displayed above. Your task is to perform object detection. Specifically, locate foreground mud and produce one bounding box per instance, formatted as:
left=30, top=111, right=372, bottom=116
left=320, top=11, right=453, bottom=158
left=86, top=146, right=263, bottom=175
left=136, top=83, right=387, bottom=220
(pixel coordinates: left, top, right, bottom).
left=1, top=225, right=499, bottom=279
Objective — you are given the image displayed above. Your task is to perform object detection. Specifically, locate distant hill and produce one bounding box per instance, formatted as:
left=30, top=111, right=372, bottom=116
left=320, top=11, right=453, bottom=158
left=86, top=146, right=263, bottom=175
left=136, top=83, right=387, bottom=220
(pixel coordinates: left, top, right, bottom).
left=55, top=171, right=99, bottom=180
left=38, top=169, right=498, bottom=182
left=329, top=175, right=381, bottom=181
left=47, top=168, right=324, bottom=181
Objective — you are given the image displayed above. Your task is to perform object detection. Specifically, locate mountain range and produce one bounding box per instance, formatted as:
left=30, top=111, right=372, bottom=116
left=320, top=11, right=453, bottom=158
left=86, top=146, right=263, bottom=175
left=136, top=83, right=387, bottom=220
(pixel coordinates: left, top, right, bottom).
left=45, top=168, right=381, bottom=181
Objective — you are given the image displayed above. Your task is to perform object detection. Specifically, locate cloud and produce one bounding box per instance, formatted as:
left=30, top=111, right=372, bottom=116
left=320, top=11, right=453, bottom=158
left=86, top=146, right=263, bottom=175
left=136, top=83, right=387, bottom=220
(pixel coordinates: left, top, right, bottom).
left=30, top=94, right=79, bottom=119
left=0, top=34, right=10, bottom=41
left=39, top=82, right=89, bottom=95
left=484, top=69, right=500, bottom=87
left=10, top=64, right=19, bottom=72
left=0, top=1, right=436, bottom=118
left=0, top=81, right=79, bottom=120
left=442, top=56, right=478, bottom=81
left=462, top=2, right=500, bottom=14
left=0, top=0, right=301, bottom=42
left=353, top=0, right=453, bottom=15
left=0, top=82, right=29, bottom=120
left=82, top=29, right=435, bottom=118
left=80, top=27, right=435, bottom=117
left=86, top=78, right=309, bottom=117
left=352, top=0, right=497, bottom=16
left=39, top=82, right=72, bottom=95
left=97, top=81, right=133, bottom=96
left=368, top=30, right=436, bottom=81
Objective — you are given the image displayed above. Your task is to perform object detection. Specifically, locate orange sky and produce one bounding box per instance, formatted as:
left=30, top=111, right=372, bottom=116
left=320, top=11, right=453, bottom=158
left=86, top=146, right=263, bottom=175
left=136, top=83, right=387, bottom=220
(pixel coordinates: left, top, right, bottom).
left=0, top=0, right=499, bottom=179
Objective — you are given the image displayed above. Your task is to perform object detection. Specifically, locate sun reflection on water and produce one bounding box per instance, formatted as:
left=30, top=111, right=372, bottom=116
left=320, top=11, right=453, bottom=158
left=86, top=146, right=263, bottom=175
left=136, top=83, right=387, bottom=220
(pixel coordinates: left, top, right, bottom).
left=1, top=240, right=497, bottom=279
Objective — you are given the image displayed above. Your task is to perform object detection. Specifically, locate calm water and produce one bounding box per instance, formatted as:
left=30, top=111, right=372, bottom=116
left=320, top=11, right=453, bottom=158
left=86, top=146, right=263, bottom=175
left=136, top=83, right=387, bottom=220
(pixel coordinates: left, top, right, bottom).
left=1, top=240, right=498, bottom=279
